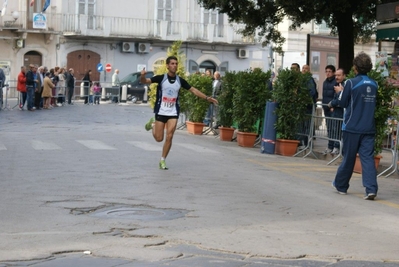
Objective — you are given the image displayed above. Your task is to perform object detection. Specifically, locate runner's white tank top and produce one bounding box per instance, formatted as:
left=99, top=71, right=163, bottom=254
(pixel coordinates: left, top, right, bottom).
left=158, top=76, right=181, bottom=116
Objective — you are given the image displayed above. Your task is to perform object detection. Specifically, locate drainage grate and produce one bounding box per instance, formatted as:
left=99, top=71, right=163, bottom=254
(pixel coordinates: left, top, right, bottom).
left=88, top=206, right=187, bottom=221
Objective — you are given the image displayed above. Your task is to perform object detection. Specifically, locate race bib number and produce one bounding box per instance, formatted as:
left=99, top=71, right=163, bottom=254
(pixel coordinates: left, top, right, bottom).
left=162, top=96, right=177, bottom=108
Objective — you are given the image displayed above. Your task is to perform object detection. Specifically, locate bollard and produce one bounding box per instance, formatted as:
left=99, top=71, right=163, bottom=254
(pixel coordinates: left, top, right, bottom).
left=121, top=85, right=127, bottom=103
left=143, top=85, right=148, bottom=103
left=101, top=86, right=106, bottom=101
left=260, top=101, right=278, bottom=154
left=80, top=82, right=84, bottom=99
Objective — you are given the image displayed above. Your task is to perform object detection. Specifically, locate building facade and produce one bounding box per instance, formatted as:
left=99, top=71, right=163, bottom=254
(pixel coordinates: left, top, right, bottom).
left=0, top=0, right=393, bottom=87
left=0, top=0, right=271, bottom=85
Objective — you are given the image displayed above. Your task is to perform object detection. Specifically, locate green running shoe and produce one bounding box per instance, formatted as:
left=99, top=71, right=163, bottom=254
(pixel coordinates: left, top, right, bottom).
left=159, top=159, right=168, bottom=170
left=145, top=117, right=155, bottom=131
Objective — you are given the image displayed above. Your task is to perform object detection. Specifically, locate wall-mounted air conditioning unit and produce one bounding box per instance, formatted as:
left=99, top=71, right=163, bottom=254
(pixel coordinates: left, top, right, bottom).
left=137, top=43, right=150, bottom=53
left=237, top=49, right=249, bottom=59
left=121, top=42, right=135, bottom=53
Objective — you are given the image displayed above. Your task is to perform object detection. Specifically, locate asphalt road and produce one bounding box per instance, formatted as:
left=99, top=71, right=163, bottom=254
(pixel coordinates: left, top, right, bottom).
left=1, top=101, right=399, bottom=267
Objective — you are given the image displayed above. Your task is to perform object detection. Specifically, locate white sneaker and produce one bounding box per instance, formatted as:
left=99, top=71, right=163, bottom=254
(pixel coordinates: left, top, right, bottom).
left=364, top=193, right=376, bottom=200
left=322, top=148, right=332, bottom=155
left=331, top=148, right=340, bottom=155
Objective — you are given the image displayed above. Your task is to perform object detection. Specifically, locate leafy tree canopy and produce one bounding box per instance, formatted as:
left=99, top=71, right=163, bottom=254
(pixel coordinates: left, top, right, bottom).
left=197, top=0, right=397, bottom=73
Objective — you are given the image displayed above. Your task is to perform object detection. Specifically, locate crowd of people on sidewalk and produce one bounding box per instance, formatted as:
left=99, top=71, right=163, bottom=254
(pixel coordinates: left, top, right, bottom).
left=15, top=64, right=105, bottom=111
left=18, top=64, right=73, bottom=111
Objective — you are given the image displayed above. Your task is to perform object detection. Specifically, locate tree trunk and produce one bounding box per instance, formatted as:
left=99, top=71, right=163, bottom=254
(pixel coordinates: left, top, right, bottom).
left=336, top=11, right=355, bottom=73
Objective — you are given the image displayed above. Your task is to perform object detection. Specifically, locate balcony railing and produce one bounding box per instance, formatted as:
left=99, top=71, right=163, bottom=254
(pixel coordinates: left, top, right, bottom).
left=0, top=12, right=255, bottom=44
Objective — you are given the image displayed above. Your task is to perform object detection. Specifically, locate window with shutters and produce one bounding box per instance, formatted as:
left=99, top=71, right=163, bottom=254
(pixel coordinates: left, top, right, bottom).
left=157, top=0, right=173, bottom=35
left=202, top=9, right=224, bottom=38
left=78, top=0, right=96, bottom=30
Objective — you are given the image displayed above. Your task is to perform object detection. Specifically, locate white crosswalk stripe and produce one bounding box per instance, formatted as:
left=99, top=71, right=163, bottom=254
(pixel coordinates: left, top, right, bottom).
left=127, top=141, right=161, bottom=151
left=1, top=139, right=217, bottom=153
left=76, top=140, right=116, bottom=150
left=31, top=140, right=62, bottom=150
left=175, top=143, right=219, bottom=153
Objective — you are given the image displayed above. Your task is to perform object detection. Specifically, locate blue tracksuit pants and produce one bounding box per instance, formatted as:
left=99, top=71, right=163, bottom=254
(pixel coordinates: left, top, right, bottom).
left=334, top=132, right=378, bottom=195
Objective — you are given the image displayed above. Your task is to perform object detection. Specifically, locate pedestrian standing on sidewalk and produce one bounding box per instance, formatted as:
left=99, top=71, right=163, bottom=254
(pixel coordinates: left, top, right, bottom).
left=332, top=52, right=378, bottom=200
left=328, top=68, right=346, bottom=155
left=66, top=68, right=75, bottom=105
left=92, top=82, right=101, bottom=105
left=17, top=66, right=27, bottom=110
left=57, top=67, right=66, bottom=105
left=112, top=69, right=120, bottom=103
left=42, top=72, right=55, bottom=109
left=82, top=70, right=92, bottom=105
left=34, top=66, right=44, bottom=110
left=25, top=64, right=37, bottom=111
left=0, top=67, right=5, bottom=110
left=141, top=56, right=218, bottom=170
left=322, top=65, right=336, bottom=154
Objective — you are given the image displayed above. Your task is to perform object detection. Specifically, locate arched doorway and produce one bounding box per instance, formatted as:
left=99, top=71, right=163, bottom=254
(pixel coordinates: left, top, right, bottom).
left=67, top=50, right=101, bottom=82
left=24, top=51, right=42, bottom=68
left=199, top=60, right=216, bottom=74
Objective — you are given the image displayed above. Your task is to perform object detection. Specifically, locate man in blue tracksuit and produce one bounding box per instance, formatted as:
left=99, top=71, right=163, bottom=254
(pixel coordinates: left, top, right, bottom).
left=332, top=52, right=378, bottom=200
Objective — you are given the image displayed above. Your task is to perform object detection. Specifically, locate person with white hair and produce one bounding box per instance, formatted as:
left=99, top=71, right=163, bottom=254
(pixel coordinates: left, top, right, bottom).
left=34, top=65, right=44, bottom=110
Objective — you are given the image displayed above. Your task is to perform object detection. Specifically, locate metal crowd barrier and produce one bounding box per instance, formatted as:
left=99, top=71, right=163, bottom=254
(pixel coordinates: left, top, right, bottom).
left=294, top=103, right=343, bottom=165
left=377, top=122, right=399, bottom=178
left=1, top=81, right=16, bottom=110
left=295, top=103, right=399, bottom=177
left=293, top=109, right=317, bottom=159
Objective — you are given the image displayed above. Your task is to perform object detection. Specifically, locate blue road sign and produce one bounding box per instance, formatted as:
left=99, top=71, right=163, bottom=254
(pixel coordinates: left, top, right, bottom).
left=97, top=63, right=104, bottom=72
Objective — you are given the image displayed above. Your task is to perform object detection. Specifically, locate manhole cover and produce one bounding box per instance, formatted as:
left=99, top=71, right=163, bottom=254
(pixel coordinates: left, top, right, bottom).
left=89, top=206, right=187, bottom=221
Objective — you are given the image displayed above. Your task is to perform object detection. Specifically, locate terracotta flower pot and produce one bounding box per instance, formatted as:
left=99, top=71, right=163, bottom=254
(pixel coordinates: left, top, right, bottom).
left=237, top=131, right=257, bottom=147
left=275, top=138, right=300, bottom=156
left=186, top=121, right=205, bottom=135
left=219, top=127, right=235, bottom=141
left=353, top=154, right=382, bottom=174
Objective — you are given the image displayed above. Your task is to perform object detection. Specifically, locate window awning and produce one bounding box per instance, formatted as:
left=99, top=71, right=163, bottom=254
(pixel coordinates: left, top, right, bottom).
left=376, top=22, right=399, bottom=42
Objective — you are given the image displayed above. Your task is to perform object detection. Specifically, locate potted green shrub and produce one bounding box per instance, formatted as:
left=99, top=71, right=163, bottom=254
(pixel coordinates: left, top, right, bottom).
left=272, top=68, right=313, bottom=155
left=217, top=71, right=236, bottom=141
left=232, top=69, right=272, bottom=147
left=185, top=74, right=213, bottom=135
left=369, top=70, right=399, bottom=155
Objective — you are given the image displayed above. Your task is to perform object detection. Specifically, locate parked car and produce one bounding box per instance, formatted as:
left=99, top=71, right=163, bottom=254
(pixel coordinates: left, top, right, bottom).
left=119, top=71, right=154, bottom=102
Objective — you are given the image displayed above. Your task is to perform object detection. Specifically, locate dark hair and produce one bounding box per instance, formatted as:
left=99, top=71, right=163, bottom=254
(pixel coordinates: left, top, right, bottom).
left=325, top=65, right=336, bottom=72
left=166, top=56, right=178, bottom=64
left=85, top=70, right=92, bottom=75
left=291, top=63, right=300, bottom=69
left=353, top=52, right=372, bottom=75
left=336, top=68, right=346, bottom=75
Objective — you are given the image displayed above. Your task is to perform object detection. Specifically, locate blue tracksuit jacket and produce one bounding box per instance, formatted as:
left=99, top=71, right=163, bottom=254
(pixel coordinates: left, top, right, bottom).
left=339, top=74, right=377, bottom=134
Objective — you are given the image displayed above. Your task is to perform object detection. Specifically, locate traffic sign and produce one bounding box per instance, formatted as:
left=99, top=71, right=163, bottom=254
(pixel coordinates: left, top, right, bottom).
left=105, top=63, right=112, bottom=73
left=97, top=63, right=103, bottom=72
